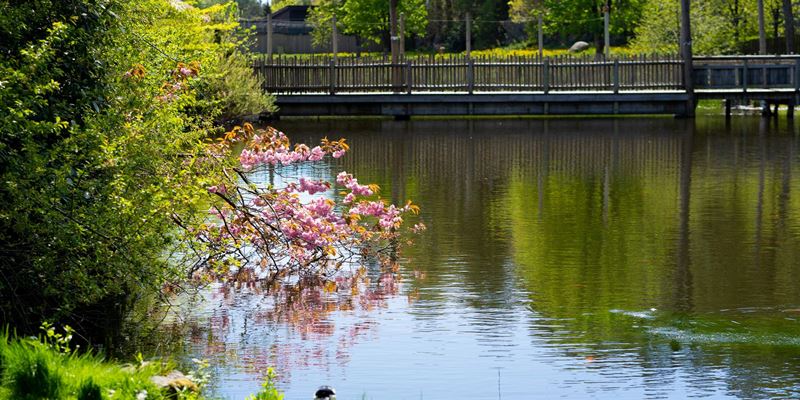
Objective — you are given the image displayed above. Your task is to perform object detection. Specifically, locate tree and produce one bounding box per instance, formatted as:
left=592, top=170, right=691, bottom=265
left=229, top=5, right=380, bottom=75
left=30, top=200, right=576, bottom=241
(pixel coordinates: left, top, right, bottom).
left=546, top=0, right=645, bottom=54
left=631, top=0, right=797, bottom=55
left=199, top=0, right=266, bottom=17
left=0, top=0, right=272, bottom=344
left=308, top=0, right=428, bottom=49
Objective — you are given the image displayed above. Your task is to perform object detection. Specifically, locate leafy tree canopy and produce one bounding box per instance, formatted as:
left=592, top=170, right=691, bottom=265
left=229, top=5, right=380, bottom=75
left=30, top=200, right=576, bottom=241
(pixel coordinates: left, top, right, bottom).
left=308, top=0, right=428, bottom=48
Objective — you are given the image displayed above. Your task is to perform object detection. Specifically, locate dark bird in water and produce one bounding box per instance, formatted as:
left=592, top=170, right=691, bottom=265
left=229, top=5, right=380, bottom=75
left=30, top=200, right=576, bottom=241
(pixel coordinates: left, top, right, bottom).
left=315, top=385, right=336, bottom=399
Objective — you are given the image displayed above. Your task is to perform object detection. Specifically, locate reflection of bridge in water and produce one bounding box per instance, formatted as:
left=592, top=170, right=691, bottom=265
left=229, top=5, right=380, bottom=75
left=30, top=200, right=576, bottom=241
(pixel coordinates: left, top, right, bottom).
left=257, top=55, right=800, bottom=118
left=283, top=118, right=799, bottom=313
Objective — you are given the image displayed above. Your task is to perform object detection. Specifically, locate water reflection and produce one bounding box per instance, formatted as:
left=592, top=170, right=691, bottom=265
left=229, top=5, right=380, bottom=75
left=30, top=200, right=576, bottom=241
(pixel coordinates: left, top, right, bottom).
left=161, top=117, right=800, bottom=399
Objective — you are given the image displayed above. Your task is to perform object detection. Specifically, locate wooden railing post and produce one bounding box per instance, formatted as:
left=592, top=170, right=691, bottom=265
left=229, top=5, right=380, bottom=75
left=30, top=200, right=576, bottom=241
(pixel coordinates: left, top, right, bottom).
left=543, top=58, right=550, bottom=93
left=743, top=58, right=748, bottom=93
left=467, top=57, right=474, bottom=94
left=329, top=59, right=336, bottom=95
left=613, top=59, right=619, bottom=93
left=794, top=58, right=800, bottom=92
left=406, top=60, right=412, bottom=94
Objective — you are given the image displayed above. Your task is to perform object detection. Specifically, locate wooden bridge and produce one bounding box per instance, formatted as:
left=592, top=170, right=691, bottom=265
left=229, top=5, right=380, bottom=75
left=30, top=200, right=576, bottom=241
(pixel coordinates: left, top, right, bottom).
left=253, top=54, right=800, bottom=118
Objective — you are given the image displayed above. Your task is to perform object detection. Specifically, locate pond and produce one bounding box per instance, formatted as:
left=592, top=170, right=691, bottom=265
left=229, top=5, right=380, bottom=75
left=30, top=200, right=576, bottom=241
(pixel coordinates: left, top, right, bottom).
left=163, top=117, right=800, bottom=399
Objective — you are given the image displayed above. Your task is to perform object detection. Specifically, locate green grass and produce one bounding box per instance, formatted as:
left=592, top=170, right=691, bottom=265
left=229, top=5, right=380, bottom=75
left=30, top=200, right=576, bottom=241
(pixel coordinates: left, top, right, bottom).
left=0, top=328, right=290, bottom=400
left=0, top=329, right=196, bottom=400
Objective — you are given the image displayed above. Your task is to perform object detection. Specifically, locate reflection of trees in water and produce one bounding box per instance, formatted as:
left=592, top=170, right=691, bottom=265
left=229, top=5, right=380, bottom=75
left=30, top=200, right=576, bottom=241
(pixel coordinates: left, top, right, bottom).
left=279, top=117, right=800, bottom=397
left=160, top=272, right=403, bottom=386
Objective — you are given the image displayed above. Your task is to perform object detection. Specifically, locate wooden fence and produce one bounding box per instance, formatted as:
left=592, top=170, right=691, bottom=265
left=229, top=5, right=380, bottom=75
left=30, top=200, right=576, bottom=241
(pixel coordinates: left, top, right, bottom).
left=692, top=55, right=800, bottom=91
left=253, top=54, right=685, bottom=94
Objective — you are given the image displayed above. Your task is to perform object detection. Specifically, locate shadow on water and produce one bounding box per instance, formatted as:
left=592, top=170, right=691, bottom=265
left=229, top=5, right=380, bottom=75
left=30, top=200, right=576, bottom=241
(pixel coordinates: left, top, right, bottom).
left=156, top=117, right=800, bottom=399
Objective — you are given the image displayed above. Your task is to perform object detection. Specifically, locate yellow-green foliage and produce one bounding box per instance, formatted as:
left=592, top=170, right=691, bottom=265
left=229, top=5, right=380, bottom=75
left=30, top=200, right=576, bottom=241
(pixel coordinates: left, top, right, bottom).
left=127, top=0, right=275, bottom=119
left=0, top=0, right=272, bottom=339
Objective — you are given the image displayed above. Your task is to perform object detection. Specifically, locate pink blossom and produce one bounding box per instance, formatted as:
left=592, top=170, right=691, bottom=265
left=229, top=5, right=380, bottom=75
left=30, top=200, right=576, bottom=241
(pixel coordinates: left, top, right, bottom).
left=207, top=184, right=227, bottom=194
left=300, top=178, right=330, bottom=194
left=308, top=146, right=325, bottom=161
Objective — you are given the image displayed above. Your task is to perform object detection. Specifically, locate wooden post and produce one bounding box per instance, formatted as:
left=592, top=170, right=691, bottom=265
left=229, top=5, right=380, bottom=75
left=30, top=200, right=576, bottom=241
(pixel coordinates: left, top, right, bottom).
left=743, top=58, right=749, bottom=92
left=329, top=60, right=336, bottom=95
left=406, top=60, right=412, bottom=94
left=794, top=58, right=800, bottom=92
left=603, top=2, right=610, bottom=59
left=725, top=98, right=732, bottom=119
left=613, top=59, right=619, bottom=93
left=332, top=14, right=338, bottom=63
left=465, top=12, right=472, bottom=58
left=543, top=57, right=550, bottom=93
left=266, top=12, right=273, bottom=59
left=679, top=0, right=695, bottom=116
left=537, top=12, right=543, bottom=58
left=467, top=57, right=474, bottom=94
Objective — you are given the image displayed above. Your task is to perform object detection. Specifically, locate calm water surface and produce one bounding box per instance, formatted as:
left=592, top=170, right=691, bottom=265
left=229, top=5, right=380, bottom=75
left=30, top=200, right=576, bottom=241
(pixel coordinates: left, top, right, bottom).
left=165, top=117, right=800, bottom=399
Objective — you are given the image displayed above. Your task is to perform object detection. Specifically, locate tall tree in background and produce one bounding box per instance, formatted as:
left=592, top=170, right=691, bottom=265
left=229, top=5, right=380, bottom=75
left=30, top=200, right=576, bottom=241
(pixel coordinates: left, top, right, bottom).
left=783, top=0, right=794, bottom=53
left=199, top=0, right=266, bottom=17
left=308, top=0, right=427, bottom=49
left=632, top=0, right=797, bottom=55
left=510, top=0, right=644, bottom=53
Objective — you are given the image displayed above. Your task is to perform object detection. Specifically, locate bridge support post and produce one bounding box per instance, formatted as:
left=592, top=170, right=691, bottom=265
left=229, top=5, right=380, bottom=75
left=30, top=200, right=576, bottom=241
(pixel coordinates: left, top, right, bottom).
left=788, top=102, right=795, bottom=118
left=725, top=99, right=732, bottom=119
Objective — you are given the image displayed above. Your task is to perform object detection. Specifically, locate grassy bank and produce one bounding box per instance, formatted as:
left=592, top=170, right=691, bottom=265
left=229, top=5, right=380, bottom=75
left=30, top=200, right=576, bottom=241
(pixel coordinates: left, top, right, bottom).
left=0, top=326, right=287, bottom=400
left=0, top=329, right=200, bottom=400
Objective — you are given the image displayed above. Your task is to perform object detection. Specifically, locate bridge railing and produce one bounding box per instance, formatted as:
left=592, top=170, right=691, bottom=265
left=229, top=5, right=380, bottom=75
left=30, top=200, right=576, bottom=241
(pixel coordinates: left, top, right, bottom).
left=693, top=55, right=800, bottom=91
left=253, top=54, right=684, bottom=94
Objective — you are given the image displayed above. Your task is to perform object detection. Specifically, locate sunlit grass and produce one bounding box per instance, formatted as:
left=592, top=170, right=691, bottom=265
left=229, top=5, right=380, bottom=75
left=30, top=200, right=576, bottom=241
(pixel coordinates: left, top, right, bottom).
left=0, top=329, right=193, bottom=400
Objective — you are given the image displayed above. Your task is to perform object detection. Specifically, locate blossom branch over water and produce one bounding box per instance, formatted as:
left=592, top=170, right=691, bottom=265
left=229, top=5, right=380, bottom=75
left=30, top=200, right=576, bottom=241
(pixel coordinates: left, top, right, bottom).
left=190, top=123, right=424, bottom=291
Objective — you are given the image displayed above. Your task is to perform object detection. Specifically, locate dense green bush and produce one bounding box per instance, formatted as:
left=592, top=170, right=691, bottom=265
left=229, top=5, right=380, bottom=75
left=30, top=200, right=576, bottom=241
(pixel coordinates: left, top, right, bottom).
left=0, top=0, right=273, bottom=343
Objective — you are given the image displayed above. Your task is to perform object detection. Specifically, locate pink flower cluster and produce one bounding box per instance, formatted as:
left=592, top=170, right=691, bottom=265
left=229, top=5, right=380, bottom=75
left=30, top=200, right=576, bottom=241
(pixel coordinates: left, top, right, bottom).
left=336, top=172, right=374, bottom=204
left=238, top=129, right=346, bottom=170
left=287, top=178, right=330, bottom=195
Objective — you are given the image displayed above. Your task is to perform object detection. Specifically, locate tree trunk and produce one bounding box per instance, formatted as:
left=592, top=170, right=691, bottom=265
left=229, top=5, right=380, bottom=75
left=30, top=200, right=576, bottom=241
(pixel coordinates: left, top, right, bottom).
left=389, top=0, right=401, bottom=90
left=758, top=0, right=767, bottom=54
left=784, top=0, right=795, bottom=53
left=594, top=33, right=603, bottom=60
left=679, top=0, right=694, bottom=116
